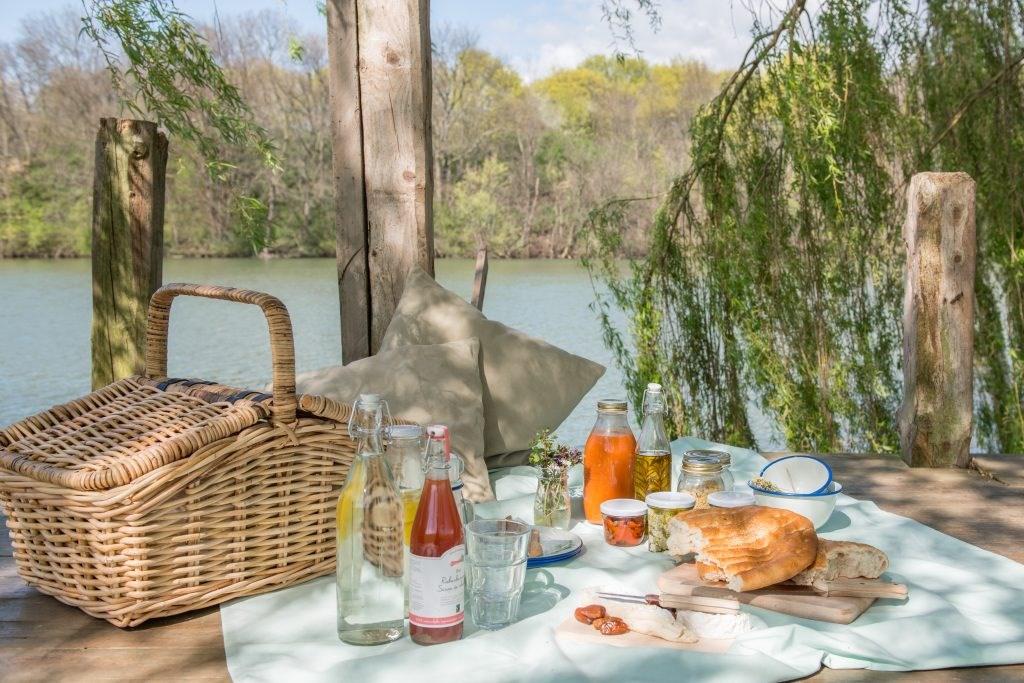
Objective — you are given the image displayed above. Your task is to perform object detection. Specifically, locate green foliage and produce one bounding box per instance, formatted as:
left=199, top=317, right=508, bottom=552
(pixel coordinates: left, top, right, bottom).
left=81, top=0, right=277, bottom=173
left=436, top=157, right=519, bottom=256
left=586, top=0, right=1024, bottom=454
left=2, top=10, right=725, bottom=259
left=80, top=0, right=278, bottom=251
left=0, top=158, right=91, bottom=258
left=908, top=0, right=1024, bottom=453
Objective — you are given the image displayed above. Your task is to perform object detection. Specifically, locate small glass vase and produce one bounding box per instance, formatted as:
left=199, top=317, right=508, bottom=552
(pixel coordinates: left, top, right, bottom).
left=534, top=467, right=571, bottom=529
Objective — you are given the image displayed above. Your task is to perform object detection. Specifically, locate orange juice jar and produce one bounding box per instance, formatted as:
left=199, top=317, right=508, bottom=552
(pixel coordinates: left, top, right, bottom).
left=583, top=400, right=636, bottom=523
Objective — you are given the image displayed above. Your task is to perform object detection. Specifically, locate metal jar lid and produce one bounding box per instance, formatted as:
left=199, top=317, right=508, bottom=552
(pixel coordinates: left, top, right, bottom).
left=596, top=399, right=628, bottom=412
left=686, top=448, right=730, bottom=463
left=385, top=424, right=424, bottom=441
left=681, top=452, right=724, bottom=475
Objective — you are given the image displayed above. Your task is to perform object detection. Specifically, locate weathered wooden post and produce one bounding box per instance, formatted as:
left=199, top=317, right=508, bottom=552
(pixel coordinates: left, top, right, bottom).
left=471, top=248, right=489, bottom=311
left=91, top=118, right=167, bottom=389
left=326, top=0, right=434, bottom=363
left=898, top=172, right=976, bottom=468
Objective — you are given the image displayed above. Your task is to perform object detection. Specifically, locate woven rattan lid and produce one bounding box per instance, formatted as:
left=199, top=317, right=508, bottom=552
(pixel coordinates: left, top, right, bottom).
left=0, top=377, right=270, bottom=491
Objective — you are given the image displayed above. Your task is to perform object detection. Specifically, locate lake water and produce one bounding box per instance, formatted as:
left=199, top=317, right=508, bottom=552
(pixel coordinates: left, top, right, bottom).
left=0, top=258, right=640, bottom=447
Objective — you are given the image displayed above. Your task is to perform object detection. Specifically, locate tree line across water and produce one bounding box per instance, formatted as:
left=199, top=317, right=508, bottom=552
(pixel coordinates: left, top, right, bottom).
left=7, top=1, right=1024, bottom=457
left=0, top=10, right=723, bottom=259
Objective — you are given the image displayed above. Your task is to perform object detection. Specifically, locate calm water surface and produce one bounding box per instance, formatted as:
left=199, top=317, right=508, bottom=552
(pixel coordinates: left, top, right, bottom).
left=0, top=258, right=635, bottom=446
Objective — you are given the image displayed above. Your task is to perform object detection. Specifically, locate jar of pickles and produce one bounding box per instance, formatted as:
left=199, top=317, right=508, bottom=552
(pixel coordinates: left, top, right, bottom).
left=645, top=492, right=695, bottom=552
left=676, top=451, right=727, bottom=509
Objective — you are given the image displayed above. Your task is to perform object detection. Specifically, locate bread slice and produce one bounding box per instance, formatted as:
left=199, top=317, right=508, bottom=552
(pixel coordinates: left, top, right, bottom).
left=667, top=506, right=817, bottom=592
left=789, top=539, right=888, bottom=586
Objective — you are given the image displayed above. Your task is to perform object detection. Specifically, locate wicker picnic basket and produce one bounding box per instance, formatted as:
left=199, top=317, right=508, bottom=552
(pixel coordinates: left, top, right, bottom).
left=0, top=283, right=389, bottom=627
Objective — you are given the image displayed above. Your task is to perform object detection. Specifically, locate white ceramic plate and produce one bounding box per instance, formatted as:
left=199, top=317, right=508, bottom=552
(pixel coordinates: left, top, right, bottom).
left=527, top=527, right=584, bottom=567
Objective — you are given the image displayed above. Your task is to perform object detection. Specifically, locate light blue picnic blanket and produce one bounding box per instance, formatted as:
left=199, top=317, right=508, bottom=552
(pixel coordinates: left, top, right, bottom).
left=220, top=438, right=1024, bottom=682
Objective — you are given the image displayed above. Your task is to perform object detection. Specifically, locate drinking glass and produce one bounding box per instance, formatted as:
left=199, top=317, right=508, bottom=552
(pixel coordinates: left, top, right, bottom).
left=465, top=518, right=531, bottom=630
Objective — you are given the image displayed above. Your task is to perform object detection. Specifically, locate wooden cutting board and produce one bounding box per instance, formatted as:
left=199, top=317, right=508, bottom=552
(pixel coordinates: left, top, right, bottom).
left=658, top=563, right=874, bottom=625
left=554, top=616, right=733, bottom=653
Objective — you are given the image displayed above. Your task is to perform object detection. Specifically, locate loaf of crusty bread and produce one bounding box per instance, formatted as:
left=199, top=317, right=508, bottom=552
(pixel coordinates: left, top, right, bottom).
left=667, top=506, right=817, bottom=592
left=789, top=539, right=888, bottom=586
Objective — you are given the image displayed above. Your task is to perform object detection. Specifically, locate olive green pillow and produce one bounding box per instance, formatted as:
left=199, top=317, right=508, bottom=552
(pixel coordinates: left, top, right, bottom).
left=289, top=337, right=493, bottom=502
left=379, top=267, right=605, bottom=458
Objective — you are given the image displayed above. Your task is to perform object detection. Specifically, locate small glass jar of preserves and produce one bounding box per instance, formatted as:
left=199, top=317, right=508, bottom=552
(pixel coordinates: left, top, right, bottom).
left=676, top=451, right=727, bottom=509
left=583, top=400, right=636, bottom=524
left=645, top=491, right=695, bottom=552
left=600, top=498, right=647, bottom=547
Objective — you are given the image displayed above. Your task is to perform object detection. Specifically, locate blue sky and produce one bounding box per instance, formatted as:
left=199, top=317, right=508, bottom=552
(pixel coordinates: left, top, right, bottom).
left=0, top=1, right=756, bottom=79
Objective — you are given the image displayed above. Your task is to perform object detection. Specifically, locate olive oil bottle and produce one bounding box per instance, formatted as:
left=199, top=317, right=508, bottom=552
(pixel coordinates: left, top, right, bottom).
left=634, top=383, right=671, bottom=499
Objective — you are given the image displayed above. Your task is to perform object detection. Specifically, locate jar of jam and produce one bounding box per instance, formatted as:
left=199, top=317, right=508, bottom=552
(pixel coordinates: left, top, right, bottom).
left=583, top=400, right=636, bottom=524
left=600, top=498, right=647, bottom=547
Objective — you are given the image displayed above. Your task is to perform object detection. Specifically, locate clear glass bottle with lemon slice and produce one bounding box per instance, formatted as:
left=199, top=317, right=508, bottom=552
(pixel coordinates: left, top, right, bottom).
left=335, top=394, right=405, bottom=645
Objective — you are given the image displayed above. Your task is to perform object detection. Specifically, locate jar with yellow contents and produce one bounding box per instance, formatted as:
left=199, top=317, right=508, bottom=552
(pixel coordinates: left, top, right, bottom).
left=384, top=424, right=426, bottom=545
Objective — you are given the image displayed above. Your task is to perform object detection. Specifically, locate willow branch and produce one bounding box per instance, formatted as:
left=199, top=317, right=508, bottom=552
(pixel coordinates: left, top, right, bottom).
left=668, top=0, right=808, bottom=230
left=920, top=48, right=1024, bottom=160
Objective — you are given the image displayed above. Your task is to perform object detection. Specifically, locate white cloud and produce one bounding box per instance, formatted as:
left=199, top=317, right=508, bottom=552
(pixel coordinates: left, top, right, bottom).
left=0, top=0, right=761, bottom=80
left=454, top=0, right=757, bottom=81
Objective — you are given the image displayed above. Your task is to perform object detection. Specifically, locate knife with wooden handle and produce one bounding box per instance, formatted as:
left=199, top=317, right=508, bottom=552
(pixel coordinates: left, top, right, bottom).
left=596, top=591, right=740, bottom=614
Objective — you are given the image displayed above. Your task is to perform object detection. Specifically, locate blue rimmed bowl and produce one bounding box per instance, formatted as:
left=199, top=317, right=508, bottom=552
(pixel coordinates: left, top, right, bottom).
left=758, top=455, right=833, bottom=495
left=748, top=480, right=843, bottom=529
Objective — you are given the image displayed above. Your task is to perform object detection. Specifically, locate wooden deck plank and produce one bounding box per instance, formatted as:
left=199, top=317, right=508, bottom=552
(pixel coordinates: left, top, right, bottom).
left=2, top=454, right=1023, bottom=681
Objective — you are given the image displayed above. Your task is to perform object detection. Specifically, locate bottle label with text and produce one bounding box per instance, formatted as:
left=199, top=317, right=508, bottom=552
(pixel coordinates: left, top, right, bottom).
left=408, top=544, right=465, bottom=627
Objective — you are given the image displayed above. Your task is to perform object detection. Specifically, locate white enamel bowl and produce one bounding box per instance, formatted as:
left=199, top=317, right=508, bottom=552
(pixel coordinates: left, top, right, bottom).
left=749, top=481, right=842, bottom=529
left=759, top=455, right=833, bottom=495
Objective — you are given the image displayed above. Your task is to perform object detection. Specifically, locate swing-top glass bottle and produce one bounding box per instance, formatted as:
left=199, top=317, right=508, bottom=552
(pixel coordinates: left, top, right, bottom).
left=634, top=383, right=672, bottom=499
left=335, top=394, right=405, bottom=645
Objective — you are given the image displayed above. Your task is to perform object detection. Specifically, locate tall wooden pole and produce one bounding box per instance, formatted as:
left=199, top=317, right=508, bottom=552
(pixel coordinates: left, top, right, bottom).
left=91, top=118, right=167, bottom=389
left=898, top=172, right=976, bottom=468
left=327, top=0, right=371, bottom=363
left=327, top=0, right=434, bottom=363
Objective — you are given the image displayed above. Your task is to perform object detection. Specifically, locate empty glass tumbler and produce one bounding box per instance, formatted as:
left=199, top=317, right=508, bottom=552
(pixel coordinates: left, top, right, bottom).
left=464, top=518, right=531, bottom=630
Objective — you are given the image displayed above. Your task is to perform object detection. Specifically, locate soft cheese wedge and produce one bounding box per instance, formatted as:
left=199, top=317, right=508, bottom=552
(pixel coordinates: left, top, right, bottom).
left=591, top=597, right=698, bottom=643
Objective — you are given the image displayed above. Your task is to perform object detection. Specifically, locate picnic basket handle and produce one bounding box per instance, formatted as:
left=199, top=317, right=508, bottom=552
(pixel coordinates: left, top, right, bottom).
left=146, top=283, right=297, bottom=424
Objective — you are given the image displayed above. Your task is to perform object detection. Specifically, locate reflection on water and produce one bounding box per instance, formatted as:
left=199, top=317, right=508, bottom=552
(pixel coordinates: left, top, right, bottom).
left=0, top=258, right=778, bottom=448
left=0, top=259, right=630, bottom=446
